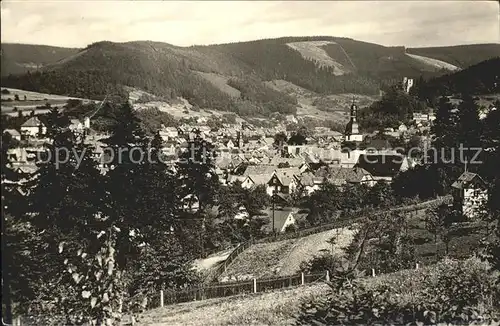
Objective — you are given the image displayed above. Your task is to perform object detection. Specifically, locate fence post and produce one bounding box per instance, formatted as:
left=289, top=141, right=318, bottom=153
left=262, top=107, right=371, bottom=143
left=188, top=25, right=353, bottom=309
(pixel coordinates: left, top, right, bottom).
left=301, top=272, right=305, bottom=285
left=371, top=268, right=376, bottom=277
left=160, top=290, right=164, bottom=308
left=326, top=270, right=330, bottom=282
left=253, top=278, right=257, bottom=293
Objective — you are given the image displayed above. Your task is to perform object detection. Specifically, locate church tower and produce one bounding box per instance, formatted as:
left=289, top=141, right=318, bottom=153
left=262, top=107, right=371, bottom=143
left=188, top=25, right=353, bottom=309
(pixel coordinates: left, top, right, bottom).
left=344, top=98, right=363, bottom=142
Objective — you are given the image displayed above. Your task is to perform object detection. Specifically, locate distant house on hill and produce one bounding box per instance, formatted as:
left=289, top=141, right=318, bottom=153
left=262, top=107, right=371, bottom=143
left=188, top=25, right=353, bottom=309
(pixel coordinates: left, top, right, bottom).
left=355, top=154, right=409, bottom=182
left=451, top=172, right=488, bottom=219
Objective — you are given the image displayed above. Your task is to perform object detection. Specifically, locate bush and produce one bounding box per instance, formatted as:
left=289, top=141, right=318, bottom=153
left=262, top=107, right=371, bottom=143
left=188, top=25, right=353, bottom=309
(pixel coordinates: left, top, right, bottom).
left=295, top=257, right=500, bottom=325
left=299, top=253, right=342, bottom=275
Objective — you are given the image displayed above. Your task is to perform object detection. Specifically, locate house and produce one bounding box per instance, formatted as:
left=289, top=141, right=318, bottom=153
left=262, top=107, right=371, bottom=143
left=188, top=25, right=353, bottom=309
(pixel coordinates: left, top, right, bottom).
left=242, top=165, right=277, bottom=177
left=225, top=139, right=236, bottom=149
left=7, top=148, right=29, bottom=164
left=267, top=168, right=300, bottom=196
left=20, top=117, right=47, bottom=138
left=234, top=206, right=250, bottom=220
left=69, top=119, right=85, bottom=133
left=3, top=129, right=21, bottom=141
left=241, top=174, right=272, bottom=189
left=354, top=154, right=409, bottom=182
left=314, top=166, right=376, bottom=187
left=451, top=172, right=488, bottom=219
left=413, top=112, right=436, bottom=125
left=261, top=208, right=302, bottom=233
left=181, top=194, right=200, bottom=213
left=297, top=172, right=322, bottom=195
left=159, top=126, right=179, bottom=141
left=398, top=123, right=408, bottom=133
left=269, top=156, right=304, bottom=167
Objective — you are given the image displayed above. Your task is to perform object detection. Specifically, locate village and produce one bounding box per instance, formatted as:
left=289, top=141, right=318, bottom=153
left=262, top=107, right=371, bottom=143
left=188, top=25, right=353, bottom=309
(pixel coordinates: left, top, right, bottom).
left=2, top=77, right=488, bottom=237
left=1, top=1, right=499, bottom=324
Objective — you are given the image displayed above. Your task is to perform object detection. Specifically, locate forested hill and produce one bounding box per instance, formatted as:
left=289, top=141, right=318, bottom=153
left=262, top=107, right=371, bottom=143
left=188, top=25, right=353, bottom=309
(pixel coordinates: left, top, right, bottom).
left=1, top=43, right=80, bottom=76
left=1, top=37, right=499, bottom=116
left=411, top=57, right=500, bottom=102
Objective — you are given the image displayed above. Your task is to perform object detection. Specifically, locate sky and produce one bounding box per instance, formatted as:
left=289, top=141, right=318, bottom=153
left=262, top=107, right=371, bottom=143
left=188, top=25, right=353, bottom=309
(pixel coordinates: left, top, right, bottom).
left=1, top=1, right=499, bottom=48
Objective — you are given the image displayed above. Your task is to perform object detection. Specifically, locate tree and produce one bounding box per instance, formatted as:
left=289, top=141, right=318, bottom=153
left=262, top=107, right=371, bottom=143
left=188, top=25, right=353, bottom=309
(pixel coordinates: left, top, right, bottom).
left=306, top=182, right=341, bottom=225
left=1, top=124, right=20, bottom=324
left=288, top=130, right=307, bottom=145
left=176, top=131, right=220, bottom=257
left=273, top=132, right=287, bottom=149
left=456, top=94, right=482, bottom=168
left=425, top=204, right=463, bottom=259
left=367, top=182, right=395, bottom=208
left=431, top=96, right=459, bottom=151
left=22, top=109, right=119, bottom=323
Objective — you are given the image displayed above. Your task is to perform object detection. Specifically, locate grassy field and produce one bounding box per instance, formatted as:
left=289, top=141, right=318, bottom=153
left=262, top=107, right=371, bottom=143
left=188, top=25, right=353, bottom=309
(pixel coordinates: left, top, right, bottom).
left=138, top=283, right=330, bottom=326
left=1, top=87, right=91, bottom=116
left=218, top=227, right=356, bottom=281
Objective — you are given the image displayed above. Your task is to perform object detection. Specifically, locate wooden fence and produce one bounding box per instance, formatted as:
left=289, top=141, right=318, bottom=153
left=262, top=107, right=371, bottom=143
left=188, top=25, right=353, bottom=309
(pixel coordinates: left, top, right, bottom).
left=152, top=271, right=328, bottom=309
left=205, top=196, right=452, bottom=283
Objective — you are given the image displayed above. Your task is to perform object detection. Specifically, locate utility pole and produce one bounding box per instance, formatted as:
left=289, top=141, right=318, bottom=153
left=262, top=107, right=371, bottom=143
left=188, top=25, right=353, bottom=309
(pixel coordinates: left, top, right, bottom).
left=272, top=191, right=275, bottom=236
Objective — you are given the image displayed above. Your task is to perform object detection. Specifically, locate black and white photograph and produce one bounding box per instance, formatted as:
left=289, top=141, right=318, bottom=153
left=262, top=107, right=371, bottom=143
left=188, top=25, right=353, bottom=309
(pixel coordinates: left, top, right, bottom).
left=1, top=1, right=499, bottom=325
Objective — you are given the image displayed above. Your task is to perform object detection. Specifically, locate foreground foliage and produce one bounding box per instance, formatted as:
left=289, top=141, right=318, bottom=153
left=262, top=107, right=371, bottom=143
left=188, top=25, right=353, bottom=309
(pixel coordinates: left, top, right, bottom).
left=296, top=257, right=500, bottom=326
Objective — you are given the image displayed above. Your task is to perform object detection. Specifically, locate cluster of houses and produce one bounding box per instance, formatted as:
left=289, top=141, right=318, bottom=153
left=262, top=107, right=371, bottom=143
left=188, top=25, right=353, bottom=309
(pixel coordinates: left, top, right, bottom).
left=2, top=100, right=487, bottom=233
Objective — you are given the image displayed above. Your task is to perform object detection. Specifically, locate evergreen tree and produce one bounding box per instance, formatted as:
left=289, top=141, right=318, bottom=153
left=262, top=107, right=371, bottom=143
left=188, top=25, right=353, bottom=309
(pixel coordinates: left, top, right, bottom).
left=456, top=94, right=482, bottom=168
left=431, top=96, right=459, bottom=151
left=176, top=130, right=220, bottom=257
left=23, top=112, right=116, bottom=323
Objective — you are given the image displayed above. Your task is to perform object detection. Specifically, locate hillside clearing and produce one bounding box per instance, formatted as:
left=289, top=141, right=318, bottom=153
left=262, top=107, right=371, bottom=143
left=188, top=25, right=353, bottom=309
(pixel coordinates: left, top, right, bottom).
left=218, top=227, right=356, bottom=281
left=194, top=72, right=241, bottom=98
left=286, top=41, right=348, bottom=75
left=264, top=80, right=316, bottom=98
left=405, top=53, right=460, bottom=71
left=138, top=283, right=330, bottom=326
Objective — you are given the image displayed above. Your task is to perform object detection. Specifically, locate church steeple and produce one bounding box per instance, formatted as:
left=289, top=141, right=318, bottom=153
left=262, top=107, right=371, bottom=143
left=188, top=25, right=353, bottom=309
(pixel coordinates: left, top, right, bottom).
left=350, top=97, right=358, bottom=123
left=345, top=97, right=362, bottom=141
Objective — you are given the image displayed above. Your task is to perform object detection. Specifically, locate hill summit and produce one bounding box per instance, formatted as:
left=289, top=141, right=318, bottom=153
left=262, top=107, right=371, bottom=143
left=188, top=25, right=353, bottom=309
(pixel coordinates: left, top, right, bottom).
left=2, top=37, right=499, bottom=117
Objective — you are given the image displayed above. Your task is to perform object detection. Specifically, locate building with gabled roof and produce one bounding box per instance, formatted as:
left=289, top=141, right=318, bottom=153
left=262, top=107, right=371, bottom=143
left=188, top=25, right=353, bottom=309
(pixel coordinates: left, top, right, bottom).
left=451, top=172, right=488, bottom=219
left=21, top=116, right=47, bottom=138
left=354, top=154, right=409, bottom=182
